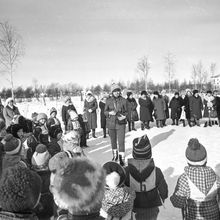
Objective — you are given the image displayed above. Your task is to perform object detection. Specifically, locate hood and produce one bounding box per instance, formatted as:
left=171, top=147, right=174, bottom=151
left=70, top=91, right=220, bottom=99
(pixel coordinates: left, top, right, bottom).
left=184, top=166, right=217, bottom=194
left=128, top=158, right=155, bottom=182
left=204, top=95, right=214, bottom=102
left=85, top=95, right=95, bottom=103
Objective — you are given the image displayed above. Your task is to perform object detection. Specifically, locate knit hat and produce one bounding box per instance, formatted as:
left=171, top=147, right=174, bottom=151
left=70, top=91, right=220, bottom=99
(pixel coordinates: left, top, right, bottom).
left=103, top=161, right=126, bottom=188
left=174, top=92, right=179, bottom=96
left=186, top=138, right=207, bottom=166
left=50, top=107, right=57, bottom=115
left=133, top=135, right=152, bottom=159
left=0, top=166, right=42, bottom=212
left=64, top=96, right=71, bottom=103
left=111, top=83, right=121, bottom=93
left=127, top=91, right=132, bottom=98
left=153, top=91, right=159, bottom=96
left=193, top=89, right=199, bottom=96
left=5, top=97, right=13, bottom=106
left=31, top=144, right=51, bottom=168
left=50, top=157, right=106, bottom=213
left=3, top=134, right=22, bottom=155
left=37, top=113, right=48, bottom=122
left=0, top=118, right=6, bottom=131
left=48, top=125, right=63, bottom=139
left=31, top=112, right=38, bottom=119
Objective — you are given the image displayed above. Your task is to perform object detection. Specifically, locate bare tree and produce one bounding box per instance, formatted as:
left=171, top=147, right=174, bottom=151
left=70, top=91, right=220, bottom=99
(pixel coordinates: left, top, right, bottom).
left=137, top=56, right=150, bottom=90
left=210, top=63, right=216, bottom=76
left=192, top=64, right=198, bottom=89
left=164, top=52, right=175, bottom=94
left=0, top=21, right=24, bottom=98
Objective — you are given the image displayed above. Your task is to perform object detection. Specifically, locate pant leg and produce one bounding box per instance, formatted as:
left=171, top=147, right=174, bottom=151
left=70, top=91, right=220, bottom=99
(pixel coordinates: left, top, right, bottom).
left=128, top=121, right=131, bottom=131
left=80, top=132, right=87, bottom=147
left=117, top=124, right=126, bottom=152
left=108, top=129, right=117, bottom=150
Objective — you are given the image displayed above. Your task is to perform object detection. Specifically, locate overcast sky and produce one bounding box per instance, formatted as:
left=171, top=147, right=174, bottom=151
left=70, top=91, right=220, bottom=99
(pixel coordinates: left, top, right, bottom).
left=0, top=0, right=220, bottom=88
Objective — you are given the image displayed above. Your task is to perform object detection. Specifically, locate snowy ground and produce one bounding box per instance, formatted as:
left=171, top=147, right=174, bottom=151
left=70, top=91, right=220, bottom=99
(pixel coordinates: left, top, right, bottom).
left=15, top=97, right=220, bottom=220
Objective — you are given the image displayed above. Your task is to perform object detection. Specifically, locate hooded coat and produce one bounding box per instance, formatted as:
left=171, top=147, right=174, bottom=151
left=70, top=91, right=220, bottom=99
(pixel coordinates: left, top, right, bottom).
left=170, top=166, right=220, bottom=220
left=125, top=158, right=168, bottom=209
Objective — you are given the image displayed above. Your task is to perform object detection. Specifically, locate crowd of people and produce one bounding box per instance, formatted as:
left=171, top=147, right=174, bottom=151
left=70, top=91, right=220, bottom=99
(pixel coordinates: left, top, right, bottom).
left=0, top=85, right=220, bottom=220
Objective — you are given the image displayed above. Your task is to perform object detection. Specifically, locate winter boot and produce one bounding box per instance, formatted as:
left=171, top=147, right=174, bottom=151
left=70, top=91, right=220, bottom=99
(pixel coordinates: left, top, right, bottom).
left=132, top=122, right=136, bottom=131
left=163, top=119, right=167, bottom=126
left=145, top=121, right=150, bottom=129
left=172, top=120, right=175, bottom=125
left=128, top=122, right=131, bottom=132
left=195, top=119, right=200, bottom=127
left=119, top=153, right=125, bottom=167
left=187, top=120, right=192, bottom=127
left=92, top=129, right=97, bottom=138
left=182, top=120, right=186, bottom=127
left=175, top=119, right=179, bottom=126
left=103, top=128, right=107, bottom=138
left=112, top=150, right=118, bottom=162
left=209, top=120, right=212, bottom=127
left=160, top=120, right=163, bottom=128
left=141, top=122, right=145, bottom=130
left=156, top=120, right=159, bottom=128
left=204, top=122, right=208, bottom=127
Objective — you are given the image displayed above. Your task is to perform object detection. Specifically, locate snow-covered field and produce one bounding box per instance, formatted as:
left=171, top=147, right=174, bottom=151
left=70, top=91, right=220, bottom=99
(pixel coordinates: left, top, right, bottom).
left=15, top=97, right=220, bottom=219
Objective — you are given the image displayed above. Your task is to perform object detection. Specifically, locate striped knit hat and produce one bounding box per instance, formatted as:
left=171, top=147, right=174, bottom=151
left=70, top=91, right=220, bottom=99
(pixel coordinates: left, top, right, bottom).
left=3, top=134, right=22, bottom=155
left=132, top=135, right=152, bottom=159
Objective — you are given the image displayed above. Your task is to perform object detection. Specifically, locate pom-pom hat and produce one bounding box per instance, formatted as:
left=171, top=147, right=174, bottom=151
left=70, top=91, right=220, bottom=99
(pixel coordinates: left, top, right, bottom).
left=111, top=83, right=121, bottom=93
left=3, top=134, right=22, bottom=155
left=186, top=138, right=207, bottom=166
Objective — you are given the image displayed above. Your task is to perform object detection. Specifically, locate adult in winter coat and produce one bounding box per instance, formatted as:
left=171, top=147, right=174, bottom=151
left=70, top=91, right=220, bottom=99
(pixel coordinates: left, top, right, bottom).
left=153, top=91, right=166, bottom=128
left=183, top=89, right=192, bottom=126
left=203, top=91, right=216, bottom=127
left=138, top=90, right=153, bottom=130
left=170, top=138, right=220, bottom=220
left=125, top=135, right=168, bottom=220
left=104, top=84, right=127, bottom=166
left=0, top=119, right=7, bottom=178
left=214, top=90, right=220, bottom=126
left=189, top=90, right=203, bottom=126
left=161, top=90, right=170, bottom=126
left=99, top=94, right=109, bottom=138
left=3, top=97, right=20, bottom=128
left=61, top=96, right=77, bottom=133
left=169, top=92, right=183, bottom=125
left=126, top=91, right=138, bottom=131
left=83, top=91, right=98, bottom=138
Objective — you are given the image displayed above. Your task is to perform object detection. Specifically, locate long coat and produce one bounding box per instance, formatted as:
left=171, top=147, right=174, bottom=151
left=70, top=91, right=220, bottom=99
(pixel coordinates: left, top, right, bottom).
left=169, top=97, right=183, bottom=120
left=61, top=104, right=77, bottom=125
left=153, top=98, right=166, bottom=120
left=170, top=166, right=220, bottom=220
left=215, top=96, right=220, bottom=120
left=126, top=98, right=138, bottom=122
left=138, top=97, right=153, bottom=122
left=183, top=95, right=191, bottom=120
left=189, top=95, right=203, bottom=119
left=203, top=95, right=216, bottom=118
left=99, top=100, right=106, bottom=129
left=162, top=95, right=169, bottom=119
left=3, top=105, right=20, bottom=128
left=84, top=97, right=98, bottom=130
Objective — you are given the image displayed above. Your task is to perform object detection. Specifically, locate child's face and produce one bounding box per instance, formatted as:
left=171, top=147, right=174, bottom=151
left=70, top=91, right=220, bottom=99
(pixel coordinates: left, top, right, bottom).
left=51, top=112, right=56, bottom=118
left=17, top=129, right=24, bottom=139
left=39, top=118, right=46, bottom=125
left=56, top=132, right=62, bottom=140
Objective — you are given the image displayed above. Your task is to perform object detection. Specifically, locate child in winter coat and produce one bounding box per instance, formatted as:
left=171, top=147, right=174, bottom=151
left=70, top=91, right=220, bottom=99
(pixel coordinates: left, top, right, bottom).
left=49, top=157, right=106, bottom=220
left=170, top=138, right=220, bottom=220
left=47, top=107, right=61, bottom=130
left=125, top=135, right=168, bottom=220
left=31, top=144, right=54, bottom=220
left=36, top=113, right=49, bottom=144
left=48, top=124, right=63, bottom=157
left=102, top=161, right=136, bottom=220
left=0, top=166, right=42, bottom=220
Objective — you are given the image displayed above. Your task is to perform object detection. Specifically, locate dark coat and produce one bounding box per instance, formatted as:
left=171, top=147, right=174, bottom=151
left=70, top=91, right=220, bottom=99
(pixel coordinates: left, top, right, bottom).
left=47, top=139, right=61, bottom=157
left=215, top=96, right=220, bottom=119
left=3, top=105, right=20, bottom=128
left=126, top=98, right=138, bottom=122
left=0, top=104, right=4, bottom=120
left=189, top=95, right=203, bottom=119
left=183, top=95, right=191, bottom=120
left=84, top=98, right=98, bottom=130
left=138, top=97, right=153, bottom=122
left=61, top=104, right=77, bottom=125
left=47, top=117, right=61, bottom=130
left=0, top=211, right=38, bottom=220
left=162, top=95, right=169, bottom=119
left=99, top=101, right=106, bottom=129
left=125, top=158, right=168, bottom=209
left=0, top=137, right=4, bottom=178
left=104, top=96, right=127, bottom=129
left=169, top=97, right=183, bottom=120
left=33, top=169, right=54, bottom=219
left=153, top=97, right=166, bottom=120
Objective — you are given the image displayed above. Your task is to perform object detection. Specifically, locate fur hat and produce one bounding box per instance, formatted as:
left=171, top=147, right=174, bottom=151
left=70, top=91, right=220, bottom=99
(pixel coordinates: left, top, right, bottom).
left=153, top=91, right=159, bottom=96
left=0, top=166, right=42, bottom=212
left=127, top=91, right=132, bottom=98
left=37, top=113, right=48, bottom=122
left=103, top=161, right=126, bottom=188
left=3, top=134, right=22, bottom=155
left=193, top=89, right=199, bottom=96
left=86, top=91, right=93, bottom=96
left=133, top=135, right=152, bottom=159
left=111, top=83, right=121, bottom=93
left=50, top=107, right=57, bottom=115
left=5, top=97, right=13, bottom=106
left=50, top=157, right=106, bottom=213
left=174, top=92, right=179, bottom=96
left=185, top=138, right=207, bottom=166
left=32, top=144, right=51, bottom=168
left=48, top=125, right=63, bottom=139
left=141, top=90, right=148, bottom=96
left=0, top=118, right=6, bottom=131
